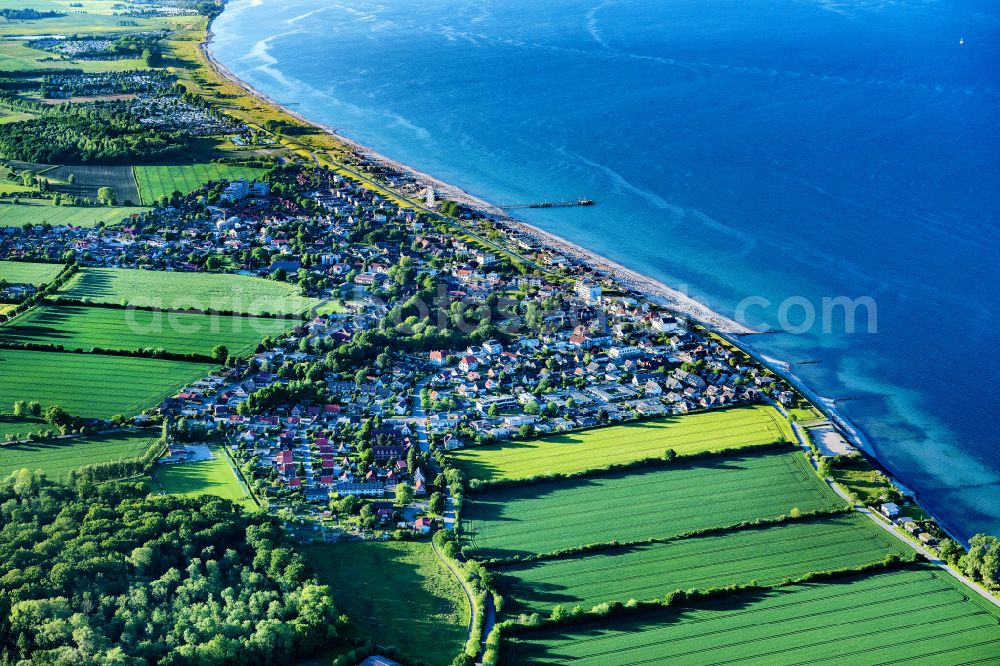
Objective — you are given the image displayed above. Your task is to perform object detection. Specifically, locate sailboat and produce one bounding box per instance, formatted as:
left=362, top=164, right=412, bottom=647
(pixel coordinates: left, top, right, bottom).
left=959, top=37, right=965, bottom=45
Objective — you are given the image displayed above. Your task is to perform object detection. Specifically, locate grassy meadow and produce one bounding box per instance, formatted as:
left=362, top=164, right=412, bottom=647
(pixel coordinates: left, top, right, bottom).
left=460, top=450, right=843, bottom=559
left=0, top=430, right=158, bottom=480
left=502, top=567, right=1000, bottom=665
left=494, top=513, right=908, bottom=614
left=2, top=304, right=295, bottom=356
left=451, top=405, right=793, bottom=482
left=154, top=447, right=254, bottom=509
left=0, top=201, right=149, bottom=228
left=303, top=540, right=471, bottom=666
left=0, top=348, right=212, bottom=418
left=58, top=267, right=322, bottom=315
left=134, top=164, right=269, bottom=204
left=0, top=414, right=47, bottom=440
left=0, top=260, right=63, bottom=285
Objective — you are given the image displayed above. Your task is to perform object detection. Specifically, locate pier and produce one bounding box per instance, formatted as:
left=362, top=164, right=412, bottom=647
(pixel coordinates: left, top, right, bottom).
left=499, top=199, right=596, bottom=210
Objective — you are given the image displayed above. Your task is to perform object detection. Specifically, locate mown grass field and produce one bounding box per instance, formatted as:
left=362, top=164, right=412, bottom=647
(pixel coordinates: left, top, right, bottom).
left=134, top=164, right=269, bottom=204
left=0, top=430, right=158, bottom=480
left=0, top=201, right=148, bottom=228
left=302, top=540, right=471, bottom=666
left=2, top=305, right=296, bottom=356
left=451, top=405, right=793, bottom=482
left=58, top=267, right=322, bottom=315
left=494, top=513, right=908, bottom=614
left=502, top=566, right=1000, bottom=665
left=0, top=414, right=48, bottom=440
left=0, top=348, right=212, bottom=418
left=0, top=260, right=63, bottom=285
left=460, top=450, right=843, bottom=559
left=154, top=447, right=254, bottom=509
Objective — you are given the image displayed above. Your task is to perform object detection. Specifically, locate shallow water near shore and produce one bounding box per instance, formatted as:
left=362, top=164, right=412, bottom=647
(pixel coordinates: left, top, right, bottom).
left=211, top=0, right=1000, bottom=541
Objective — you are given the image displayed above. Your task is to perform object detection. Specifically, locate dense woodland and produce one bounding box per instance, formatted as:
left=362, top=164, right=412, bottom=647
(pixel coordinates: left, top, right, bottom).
left=0, top=472, right=344, bottom=665
left=0, top=9, right=64, bottom=20
left=0, top=105, right=190, bottom=164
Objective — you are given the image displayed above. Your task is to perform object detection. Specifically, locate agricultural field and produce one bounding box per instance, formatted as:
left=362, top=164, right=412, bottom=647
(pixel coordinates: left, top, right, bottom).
left=2, top=304, right=296, bottom=356
left=0, top=259, right=63, bottom=285
left=153, top=447, right=254, bottom=509
left=494, top=514, right=909, bottom=614
left=0, top=414, right=47, bottom=441
left=133, top=163, right=269, bottom=204
left=58, top=267, right=323, bottom=315
left=0, top=348, right=212, bottom=418
left=460, top=450, right=843, bottom=559
left=303, top=540, right=471, bottom=666
left=0, top=3, right=179, bottom=38
left=0, top=430, right=157, bottom=480
left=42, top=164, right=142, bottom=204
left=0, top=201, right=148, bottom=228
left=501, top=566, right=1000, bottom=665
left=451, top=405, right=793, bottom=482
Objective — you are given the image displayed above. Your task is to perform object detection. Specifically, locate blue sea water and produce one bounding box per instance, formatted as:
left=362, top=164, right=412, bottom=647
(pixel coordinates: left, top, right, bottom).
left=211, top=0, right=1000, bottom=542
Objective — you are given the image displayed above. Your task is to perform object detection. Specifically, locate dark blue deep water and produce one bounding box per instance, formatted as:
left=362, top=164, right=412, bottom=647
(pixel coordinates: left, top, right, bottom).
left=212, top=0, right=1000, bottom=541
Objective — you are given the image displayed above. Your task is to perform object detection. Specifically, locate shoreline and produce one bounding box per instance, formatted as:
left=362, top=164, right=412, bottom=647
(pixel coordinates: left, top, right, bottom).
left=200, top=10, right=949, bottom=539
left=200, top=25, right=751, bottom=337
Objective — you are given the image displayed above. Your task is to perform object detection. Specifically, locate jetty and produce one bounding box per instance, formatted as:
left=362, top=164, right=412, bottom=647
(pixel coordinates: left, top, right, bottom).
left=499, top=199, right=596, bottom=210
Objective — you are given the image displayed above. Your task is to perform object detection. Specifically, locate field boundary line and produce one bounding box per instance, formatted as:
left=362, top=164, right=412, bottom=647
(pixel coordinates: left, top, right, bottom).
left=130, top=166, right=145, bottom=205
left=431, top=539, right=479, bottom=644
left=219, top=442, right=261, bottom=509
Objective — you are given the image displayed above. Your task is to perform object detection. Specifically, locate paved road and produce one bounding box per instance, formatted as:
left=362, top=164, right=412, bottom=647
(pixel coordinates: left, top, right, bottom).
left=410, top=374, right=457, bottom=529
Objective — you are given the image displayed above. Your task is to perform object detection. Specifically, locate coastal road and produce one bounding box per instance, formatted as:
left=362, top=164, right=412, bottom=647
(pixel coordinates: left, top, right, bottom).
left=827, top=481, right=1000, bottom=609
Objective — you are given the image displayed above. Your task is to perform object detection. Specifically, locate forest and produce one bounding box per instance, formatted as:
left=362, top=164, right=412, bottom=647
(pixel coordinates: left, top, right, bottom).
left=0, top=471, right=345, bottom=664
left=0, top=105, right=190, bottom=164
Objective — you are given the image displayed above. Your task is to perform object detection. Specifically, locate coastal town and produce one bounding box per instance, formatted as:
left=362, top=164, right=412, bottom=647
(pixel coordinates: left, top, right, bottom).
left=0, top=1, right=998, bottom=665
left=2, top=162, right=792, bottom=517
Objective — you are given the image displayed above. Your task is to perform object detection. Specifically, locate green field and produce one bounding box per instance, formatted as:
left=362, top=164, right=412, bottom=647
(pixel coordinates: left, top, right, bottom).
left=303, top=540, right=470, bottom=666
left=460, top=450, right=842, bottom=559
left=494, top=514, right=908, bottom=614
left=0, top=201, right=149, bottom=228
left=134, top=164, right=269, bottom=204
left=0, top=260, right=63, bottom=286
left=58, top=267, right=322, bottom=315
left=154, top=447, right=254, bottom=509
left=451, top=405, right=793, bottom=482
left=2, top=304, right=296, bottom=356
left=0, top=430, right=157, bottom=480
left=0, top=414, right=49, bottom=440
left=0, top=348, right=212, bottom=418
left=502, top=567, right=1000, bottom=665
